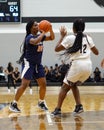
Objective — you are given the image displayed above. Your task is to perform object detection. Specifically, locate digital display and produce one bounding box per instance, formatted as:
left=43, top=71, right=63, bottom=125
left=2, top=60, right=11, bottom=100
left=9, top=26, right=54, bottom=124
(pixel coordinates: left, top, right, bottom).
left=0, top=0, right=20, bottom=23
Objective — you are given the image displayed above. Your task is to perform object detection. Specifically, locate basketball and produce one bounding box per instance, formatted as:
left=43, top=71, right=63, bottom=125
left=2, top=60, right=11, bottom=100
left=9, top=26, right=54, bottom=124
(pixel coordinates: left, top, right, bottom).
left=39, top=20, right=51, bottom=32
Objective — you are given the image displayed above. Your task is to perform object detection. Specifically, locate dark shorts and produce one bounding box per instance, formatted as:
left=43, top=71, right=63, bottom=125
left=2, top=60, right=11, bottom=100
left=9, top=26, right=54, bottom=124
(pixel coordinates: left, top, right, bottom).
left=21, top=61, right=45, bottom=80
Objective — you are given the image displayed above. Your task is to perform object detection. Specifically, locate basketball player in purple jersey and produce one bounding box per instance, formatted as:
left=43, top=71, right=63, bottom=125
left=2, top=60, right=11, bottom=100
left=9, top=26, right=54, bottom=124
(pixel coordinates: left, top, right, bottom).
left=9, top=19, right=55, bottom=112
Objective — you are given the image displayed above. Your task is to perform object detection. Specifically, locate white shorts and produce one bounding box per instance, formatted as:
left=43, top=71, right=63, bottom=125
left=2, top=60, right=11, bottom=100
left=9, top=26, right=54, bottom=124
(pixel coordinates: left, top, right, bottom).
left=63, top=59, right=92, bottom=85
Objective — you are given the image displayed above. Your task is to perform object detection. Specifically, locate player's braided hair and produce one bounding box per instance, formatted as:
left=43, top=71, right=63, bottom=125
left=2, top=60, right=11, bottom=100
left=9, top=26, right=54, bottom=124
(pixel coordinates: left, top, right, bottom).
left=17, top=19, right=36, bottom=64
left=64, top=19, right=85, bottom=55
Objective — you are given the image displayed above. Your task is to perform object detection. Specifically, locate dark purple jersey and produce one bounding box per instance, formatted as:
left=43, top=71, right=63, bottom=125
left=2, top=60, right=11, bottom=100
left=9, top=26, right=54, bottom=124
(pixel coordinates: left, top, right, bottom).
left=25, top=34, right=45, bottom=65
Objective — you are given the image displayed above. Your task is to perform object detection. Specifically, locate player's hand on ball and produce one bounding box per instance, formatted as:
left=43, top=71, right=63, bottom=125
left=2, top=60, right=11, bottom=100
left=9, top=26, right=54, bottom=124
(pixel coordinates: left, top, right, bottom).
left=39, top=20, right=51, bottom=33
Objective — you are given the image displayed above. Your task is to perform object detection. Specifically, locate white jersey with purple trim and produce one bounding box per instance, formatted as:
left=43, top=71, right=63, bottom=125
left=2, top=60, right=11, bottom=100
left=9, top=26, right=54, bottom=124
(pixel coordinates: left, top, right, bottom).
left=61, top=34, right=95, bottom=61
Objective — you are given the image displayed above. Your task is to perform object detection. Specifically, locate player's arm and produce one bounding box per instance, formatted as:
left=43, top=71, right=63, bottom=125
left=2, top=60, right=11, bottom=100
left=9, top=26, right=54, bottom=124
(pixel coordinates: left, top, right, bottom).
left=45, top=25, right=55, bottom=41
left=30, top=31, right=45, bottom=45
left=55, top=26, right=67, bottom=52
left=55, top=37, right=65, bottom=52
left=87, top=35, right=99, bottom=55
left=101, top=58, right=104, bottom=68
left=91, top=46, right=99, bottom=55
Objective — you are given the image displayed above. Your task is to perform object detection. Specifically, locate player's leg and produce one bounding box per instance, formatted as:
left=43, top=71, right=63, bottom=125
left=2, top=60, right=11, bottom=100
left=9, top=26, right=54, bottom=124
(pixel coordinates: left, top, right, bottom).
left=36, top=77, right=48, bottom=111
left=51, top=83, right=70, bottom=116
left=9, top=78, right=30, bottom=113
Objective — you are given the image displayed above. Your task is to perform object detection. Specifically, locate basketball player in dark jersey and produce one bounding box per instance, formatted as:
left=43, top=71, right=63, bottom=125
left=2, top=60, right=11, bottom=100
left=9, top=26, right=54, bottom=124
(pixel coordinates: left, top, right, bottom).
left=9, top=19, right=55, bottom=112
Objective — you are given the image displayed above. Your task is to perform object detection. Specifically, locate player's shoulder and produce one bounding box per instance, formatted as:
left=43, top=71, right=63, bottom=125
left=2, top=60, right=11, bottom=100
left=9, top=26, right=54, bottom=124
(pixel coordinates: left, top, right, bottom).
left=65, top=34, right=75, bottom=41
left=26, top=34, right=33, bottom=41
left=85, top=33, right=93, bottom=40
left=67, top=34, right=75, bottom=38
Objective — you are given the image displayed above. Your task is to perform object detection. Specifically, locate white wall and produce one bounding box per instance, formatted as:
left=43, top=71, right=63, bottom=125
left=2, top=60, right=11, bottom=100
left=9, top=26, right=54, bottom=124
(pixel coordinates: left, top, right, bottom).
left=0, top=32, right=24, bottom=70
left=21, top=0, right=104, bottom=17
left=0, top=30, right=104, bottom=74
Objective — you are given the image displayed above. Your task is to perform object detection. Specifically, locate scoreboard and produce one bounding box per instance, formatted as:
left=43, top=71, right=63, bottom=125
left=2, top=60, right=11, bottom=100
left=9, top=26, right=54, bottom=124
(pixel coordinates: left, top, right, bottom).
left=0, top=0, right=20, bottom=23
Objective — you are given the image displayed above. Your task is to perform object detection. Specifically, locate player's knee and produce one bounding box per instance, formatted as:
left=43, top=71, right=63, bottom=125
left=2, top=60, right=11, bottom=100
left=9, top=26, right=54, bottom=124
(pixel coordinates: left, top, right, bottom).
left=61, top=84, right=70, bottom=92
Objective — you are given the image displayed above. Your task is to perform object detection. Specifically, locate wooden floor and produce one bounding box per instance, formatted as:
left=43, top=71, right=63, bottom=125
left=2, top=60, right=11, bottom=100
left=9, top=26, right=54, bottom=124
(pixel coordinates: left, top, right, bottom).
left=0, top=86, right=104, bottom=130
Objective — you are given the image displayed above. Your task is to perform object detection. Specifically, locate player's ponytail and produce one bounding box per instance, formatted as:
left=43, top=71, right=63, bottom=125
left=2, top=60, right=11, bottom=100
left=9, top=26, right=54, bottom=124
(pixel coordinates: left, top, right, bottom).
left=65, top=19, right=85, bottom=54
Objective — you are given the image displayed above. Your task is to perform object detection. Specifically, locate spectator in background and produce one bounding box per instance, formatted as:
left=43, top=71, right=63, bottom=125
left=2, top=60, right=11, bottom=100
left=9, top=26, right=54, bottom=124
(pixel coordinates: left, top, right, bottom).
left=12, top=67, right=21, bottom=84
left=48, top=66, right=55, bottom=81
left=0, top=66, right=5, bottom=81
left=5, top=62, right=16, bottom=93
left=12, top=67, right=21, bottom=93
left=93, top=67, right=102, bottom=82
left=85, top=75, right=94, bottom=82
left=53, top=64, right=61, bottom=82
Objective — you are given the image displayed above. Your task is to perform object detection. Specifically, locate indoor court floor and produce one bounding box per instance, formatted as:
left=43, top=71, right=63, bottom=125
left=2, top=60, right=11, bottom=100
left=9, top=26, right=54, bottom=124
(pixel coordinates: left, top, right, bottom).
left=0, top=86, right=104, bottom=130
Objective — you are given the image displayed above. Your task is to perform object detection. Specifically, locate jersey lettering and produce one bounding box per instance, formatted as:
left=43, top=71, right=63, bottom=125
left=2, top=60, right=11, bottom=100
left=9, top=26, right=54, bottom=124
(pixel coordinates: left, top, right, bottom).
left=80, top=44, right=87, bottom=53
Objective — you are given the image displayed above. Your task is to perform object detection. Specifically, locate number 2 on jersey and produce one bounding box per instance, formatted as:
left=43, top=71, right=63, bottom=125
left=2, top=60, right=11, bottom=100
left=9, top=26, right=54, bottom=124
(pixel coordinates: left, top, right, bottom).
left=80, top=44, right=87, bottom=53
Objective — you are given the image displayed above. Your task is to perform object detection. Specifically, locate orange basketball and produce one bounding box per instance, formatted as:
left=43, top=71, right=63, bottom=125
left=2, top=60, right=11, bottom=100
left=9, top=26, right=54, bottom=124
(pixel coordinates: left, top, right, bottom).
left=39, top=20, right=51, bottom=32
